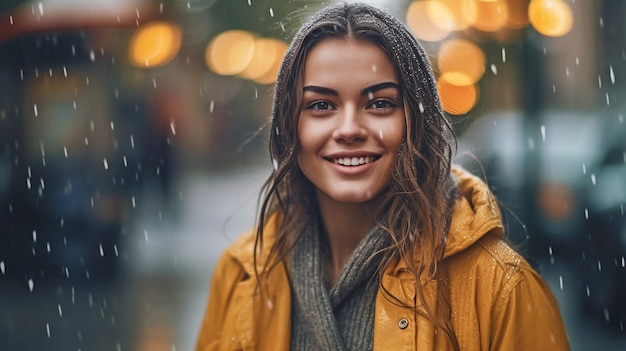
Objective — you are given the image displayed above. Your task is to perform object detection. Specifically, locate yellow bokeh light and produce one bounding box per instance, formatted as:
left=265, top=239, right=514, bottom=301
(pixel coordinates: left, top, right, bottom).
left=436, top=0, right=478, bottom=31
left=528, top=0, right=573, bottom=37
left=206, top=30, right=256, bottom=76
left=129, top=22, right=182, bottom=68
left=437, top=78, right=479, bottom=115
left=250, top=40, right=288, bottom=85
left=505, top=0, right=530, bottom=29
left=473, top=0, right=509, bottom=32
left=406, top=1, right=455, bottom=42
left=437, top=38, right=485, bottom=86
left=240, top=38, right=288, bottom=83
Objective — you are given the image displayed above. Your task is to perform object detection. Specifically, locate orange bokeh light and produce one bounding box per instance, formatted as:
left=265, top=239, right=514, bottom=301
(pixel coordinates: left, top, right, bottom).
left=528, top=0, right=573, bottom=37
left=437, top=38, right=485, bottom=86
left=437, top=78, right=479, bottom=115
left=129, top=22, right=182, bottom=68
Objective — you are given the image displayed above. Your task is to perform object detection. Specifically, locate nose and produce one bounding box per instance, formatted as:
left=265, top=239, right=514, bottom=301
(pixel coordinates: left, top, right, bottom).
left=333, top=106, right=367, bottom=143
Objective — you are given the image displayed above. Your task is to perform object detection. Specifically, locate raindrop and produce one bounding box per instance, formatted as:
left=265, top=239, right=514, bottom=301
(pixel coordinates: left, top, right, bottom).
left=605, top=92, right=610, bottom=106
left=99, top=243, right=104, bottom=256
left=540, top=125, right=546, bottom=142
left=114, top=245, right=119, bottom=256
left=209, top=100, right=215, bottom=113
left=575, top=57, right=580, bottom=65
left=63, top=147, right=68, bottom=158
left=597, top=260, right=602, bottom=272
left=590, top=173, right=596, bottom=185
left=33, top=230, right=37, bottom=243
left=248, top=0, right=251, bottom=5
left=582, top=163, right=587, bottom=174
left=38, top=2, right=44, bottom=16
left=28, top=279, right=34, bottom=292
left=9, top=15, right=13, bottom=25
left=130, top=135, right=135, bottom=148
left=501, top=48, right=506, bottom=62
left=33, top=104, right=38, bottom=117
left=153, top=78, right=157, bottom=88
left=132, top=196, right=136, bottom=208
left=46, top=323, right=50, bottom=338
left=559, top=275, right=563, bottom=290
left=586, top=285, right=591, bottom=297
left=598, top=75, right=603, bottom=88
left=490, top=64, right=497, bottom=75
left=0, top=261, right=5, bottom=274
left=89, top=50, right=96, bottom=62
left=418, top=102, right=424, bottom=113
left=58, top=304, right=63, bottom=317
left=552, top=84, right=556, bottom=93
left=269, top=8, right=274, bottom=17
left=609, top=65, right=615, bottom=84
left=63, top=66, right=68, bottom=77
left=144, top=230, right=149, bottom=242
left=170, top=121, right=176, bottom=135
left=103, top=158, right=109, bottom=170
left=565, top=67, right=570, bottom=77
left=584, top=208, right=589, bottom=219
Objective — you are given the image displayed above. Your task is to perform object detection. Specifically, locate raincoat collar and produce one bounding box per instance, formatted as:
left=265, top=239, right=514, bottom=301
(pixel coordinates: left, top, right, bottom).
left=228, top=166, right=503, bottom=277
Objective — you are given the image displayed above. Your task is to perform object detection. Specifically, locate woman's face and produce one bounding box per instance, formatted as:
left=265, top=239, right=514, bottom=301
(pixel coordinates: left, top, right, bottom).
left=297, top=38, right=405, bottom=205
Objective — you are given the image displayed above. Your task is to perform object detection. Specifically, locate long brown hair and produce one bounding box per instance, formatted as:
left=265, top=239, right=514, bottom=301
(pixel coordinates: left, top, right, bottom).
left=255, top=3, right=460, bottom=349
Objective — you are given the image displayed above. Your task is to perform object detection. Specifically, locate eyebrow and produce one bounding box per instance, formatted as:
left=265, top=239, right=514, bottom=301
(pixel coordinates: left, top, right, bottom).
left=302, top=81, right=400, bottom=97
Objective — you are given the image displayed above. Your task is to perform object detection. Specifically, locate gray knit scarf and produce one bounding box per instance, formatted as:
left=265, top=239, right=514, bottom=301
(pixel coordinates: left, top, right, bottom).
left=290, top=218, right=390, bottom=350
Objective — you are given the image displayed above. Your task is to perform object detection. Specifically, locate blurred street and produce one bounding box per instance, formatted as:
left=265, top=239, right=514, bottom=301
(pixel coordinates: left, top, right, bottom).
left=1, top=166, right=624, bottom=351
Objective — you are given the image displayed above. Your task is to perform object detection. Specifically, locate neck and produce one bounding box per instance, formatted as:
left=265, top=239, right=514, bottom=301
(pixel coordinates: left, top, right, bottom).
left=315, top=190, right=381, bottom=285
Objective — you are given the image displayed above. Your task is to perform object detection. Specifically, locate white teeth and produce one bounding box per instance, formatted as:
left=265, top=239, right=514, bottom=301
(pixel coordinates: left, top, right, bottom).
left=335, top=156, right=375, bottom=166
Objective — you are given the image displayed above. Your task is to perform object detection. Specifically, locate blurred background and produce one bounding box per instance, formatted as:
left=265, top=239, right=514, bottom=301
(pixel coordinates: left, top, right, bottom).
left=0, top=0, right=624, bottom=350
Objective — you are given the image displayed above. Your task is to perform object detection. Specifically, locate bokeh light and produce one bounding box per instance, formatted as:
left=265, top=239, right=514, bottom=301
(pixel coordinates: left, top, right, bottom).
left=406, top=1, right=455, bottom=42
left=472, top=0, right=509, bottom=32
left=437, top=78, right=479, bottom=115
left=205, top=31, right=286, bottom=84
left=239, top=38, right=288, bottom=84
left=205, top=30, right=256, bottom=76
left=437, top=38, right=485, bottom=86
left=528, top=0, right=573, bottom=37
left=128, top=22, right=182, bottom=68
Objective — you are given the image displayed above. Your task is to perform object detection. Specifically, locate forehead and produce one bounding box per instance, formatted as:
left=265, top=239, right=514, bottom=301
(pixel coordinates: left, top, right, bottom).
left=302, top=38, right=398, bottom=85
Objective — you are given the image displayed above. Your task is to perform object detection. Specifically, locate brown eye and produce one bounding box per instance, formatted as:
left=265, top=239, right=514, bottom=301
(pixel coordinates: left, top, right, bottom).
left=368, top=99, right=396, bottom=110
left=307, top=101, right=334, bottom=111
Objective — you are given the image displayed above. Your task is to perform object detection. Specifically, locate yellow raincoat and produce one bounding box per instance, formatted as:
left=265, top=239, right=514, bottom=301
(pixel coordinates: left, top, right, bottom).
left=195, top=167, right=570, bottom=350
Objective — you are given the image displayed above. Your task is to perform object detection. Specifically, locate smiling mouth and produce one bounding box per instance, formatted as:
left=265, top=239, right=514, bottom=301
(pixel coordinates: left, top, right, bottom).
left=327, top=156, right=380, bottom=166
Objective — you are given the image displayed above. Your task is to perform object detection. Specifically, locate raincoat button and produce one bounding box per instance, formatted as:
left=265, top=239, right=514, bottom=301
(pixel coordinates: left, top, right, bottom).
left=398, top=318, right=409, bottom=329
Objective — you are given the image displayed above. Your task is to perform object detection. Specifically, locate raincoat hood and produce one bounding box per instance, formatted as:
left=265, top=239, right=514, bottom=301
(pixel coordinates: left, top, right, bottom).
left=445, top=167, right=504, bottom=257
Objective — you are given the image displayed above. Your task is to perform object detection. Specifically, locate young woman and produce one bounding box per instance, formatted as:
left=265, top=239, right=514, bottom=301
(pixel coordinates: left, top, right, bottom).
left=195, top=3, right=570, bottom=350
